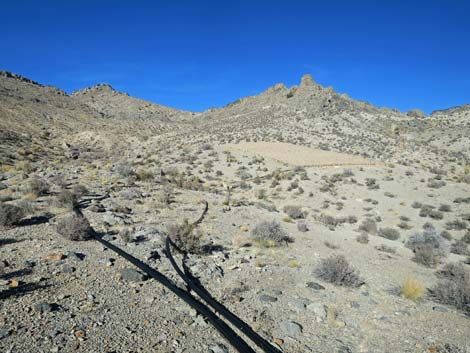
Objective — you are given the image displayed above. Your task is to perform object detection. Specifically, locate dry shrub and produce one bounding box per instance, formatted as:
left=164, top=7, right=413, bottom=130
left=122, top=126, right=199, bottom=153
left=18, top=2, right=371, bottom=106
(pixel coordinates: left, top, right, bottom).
left=0, top=202, right=26, bottom=227
left=251, top=220, right=290, bottom=247
left=315, top=255, right=364, bottom=287
left=358, top=218, right=377, bottom=235
left=167, top=219, right=203, bottom=254
left=400, top=277, right=424, bottom=301
left=283, top=205, right=305, bottom=219
left=56, top=213, right=92, bottom=241
left=377, top=227, right=400, bottom=241
left=431, top=263, right=470, bottom=315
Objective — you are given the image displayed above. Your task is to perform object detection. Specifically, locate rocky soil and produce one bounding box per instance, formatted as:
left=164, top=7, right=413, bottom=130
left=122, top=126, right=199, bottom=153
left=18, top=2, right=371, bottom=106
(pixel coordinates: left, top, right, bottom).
left=1, top=71, right=469, bottom=353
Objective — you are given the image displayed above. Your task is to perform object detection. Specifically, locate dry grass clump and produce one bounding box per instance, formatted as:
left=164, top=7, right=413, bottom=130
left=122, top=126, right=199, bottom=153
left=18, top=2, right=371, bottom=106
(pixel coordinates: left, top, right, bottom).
left=430, top=262, right=470, bottom=315
left=315, top=255, right=364, bottom=287
left=27, top=177, right=50, bottom=196
left=54, top=189, right=79, bottom=209
left=356, top=232, right=369, bottom=244
left=251, top=220, right=290, bottom=247
left=56, top=213, right=92, bottom=241
left=377, top=227, right=401, bottom=241
left=167, top=219, right=203, bottom=254
left=400, top=277, right=425, bottom=301
left=358, top=218, right=377, bottom=235
left=0, top=202, right=26, bottom=227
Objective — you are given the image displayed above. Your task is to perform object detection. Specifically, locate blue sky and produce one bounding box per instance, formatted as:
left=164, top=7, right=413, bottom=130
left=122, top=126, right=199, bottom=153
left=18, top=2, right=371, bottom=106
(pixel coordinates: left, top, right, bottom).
left=1, top=0, right=469, bottom=113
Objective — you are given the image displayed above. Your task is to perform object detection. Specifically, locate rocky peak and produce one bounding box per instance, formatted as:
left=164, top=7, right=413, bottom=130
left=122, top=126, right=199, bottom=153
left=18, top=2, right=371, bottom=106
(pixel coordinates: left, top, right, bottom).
left=72, top=83, right=119, bottom=96
left=0, top=71, right=41, bottom=86
left=300, top=74, right=315, bottom=87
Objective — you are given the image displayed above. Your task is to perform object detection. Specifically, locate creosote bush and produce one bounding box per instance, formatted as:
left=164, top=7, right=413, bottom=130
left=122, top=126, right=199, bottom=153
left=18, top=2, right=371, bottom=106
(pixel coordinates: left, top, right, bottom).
left=358, top=218, right=377, bottom=235
left=251, top=220, right=290, bottom=247
left=27, top=177, right=50, bottom=196
left=315, top=255, right=364, bottom=287
left=0, top=202, right=26, bottom=227
left=56, top=213, right=92, bottom=241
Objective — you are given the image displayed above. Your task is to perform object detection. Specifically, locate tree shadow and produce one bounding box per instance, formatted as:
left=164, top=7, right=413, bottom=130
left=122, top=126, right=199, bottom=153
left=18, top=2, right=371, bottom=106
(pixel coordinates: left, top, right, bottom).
left=16, top=213, right=54, bottom=227
left=0, top=282, right=50, bottom=300
left=0, top=268, right=33, bottom=280
left=0, top=238, right=23, bottom=247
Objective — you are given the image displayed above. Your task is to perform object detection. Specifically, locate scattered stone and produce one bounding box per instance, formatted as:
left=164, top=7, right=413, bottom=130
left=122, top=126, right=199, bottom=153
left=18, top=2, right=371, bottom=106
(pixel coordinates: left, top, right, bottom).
left=259, top=294, right=278, bottom=303
left=210, top=343, right=229, bottom=353
left=307, top=302, right=327, bottom=322
left=279, top=320, right=303, bottom=336
left=306, top=281, right=325, bottom=290
left=43, top=253, right=66, bottom=261
left=120, top=268, right=147, bottom=282
left=8, top=279, right=20, bottom=287
left=34, top=302, right=54, bottom=313
left=61, top=264, right=75, bottom=273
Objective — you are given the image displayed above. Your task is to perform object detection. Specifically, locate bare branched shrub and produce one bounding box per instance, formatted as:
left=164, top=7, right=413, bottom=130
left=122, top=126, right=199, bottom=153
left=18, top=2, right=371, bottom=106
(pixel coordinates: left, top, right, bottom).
left=251, top=220, right=290, bottom=246
left=0, top=202, right=26, bottom=227
left=54, top=189, right=78, bottom=209
left=159, top=185, right=174, bottom=205
left=451, top=241, right=469, bottom=255
left=315, top=255, right=364, bottom=287
left=377, top=227, right=401, bottom=241
left=167, top=219, right=203, bottom=254
left=445, top=219, right=468, bottom=231
left=430, top=262, right=470, bottom=315
left=56, top=213, right=92, bottom=241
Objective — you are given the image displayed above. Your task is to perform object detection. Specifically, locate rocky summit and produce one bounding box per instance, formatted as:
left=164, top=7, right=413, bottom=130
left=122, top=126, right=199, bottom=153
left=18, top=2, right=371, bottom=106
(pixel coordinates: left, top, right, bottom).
left=0, top=71, right=469, bottom=353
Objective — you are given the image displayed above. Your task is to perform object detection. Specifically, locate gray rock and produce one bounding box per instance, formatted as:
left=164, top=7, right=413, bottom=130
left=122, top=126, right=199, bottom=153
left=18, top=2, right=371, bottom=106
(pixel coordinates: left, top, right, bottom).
left=290, top=298, right=312, bottom=312
left=34, top=302, right=53, bottom=313
left=210, top=343, right=229, bottom=353
left=279, top=320, right=303, bottom=336
left=0, top=327, right=11, bottom=339
left=259, top=294, right=278, bottom=303
left=0, top=183, right=7, bottom=190
left=61, top=264, right=75, bottom=273
left=306, top=302, right=327, bottom=321
left=120, top=268, right=147, bottom=282
left=306, top=281, right=325, bottom=290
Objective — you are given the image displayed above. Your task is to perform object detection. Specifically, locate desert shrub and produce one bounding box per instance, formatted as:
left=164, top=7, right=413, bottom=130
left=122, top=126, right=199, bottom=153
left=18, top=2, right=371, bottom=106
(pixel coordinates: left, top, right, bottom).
left=375, top=244, right=396, bottom=254
left=358, top=218, right=377, bottom=235
left=255, top=189, right=267, bottom=200
left=27, top=177, right=50, bottom=196
left=430, top=262, right=470, bottom=315
left=251, top=220, right=290, bottom=246
left=283, top=205, right=305, bottom=219
left=56, top=213, right=92, bottom=241
left=462, top=232, right=470, bottom=244
left=399, top=215, right=411, bottom=222
left=429, top=210, right=444, bottom=220
left=419, top=205, right=435, bottom=217
left=427, top=180, right=446, bottom=189
left=159, top=185, right=174, bottom=205
left=54, top=189, right=78, bottom=208
left=0, top=202, right=26, bottom=227
left=445, top=219, right=468, bottom=231
left=315, top=255, right=364, bottom=287
left=439, top=204, right=452, bottom=212
left=398, top=221, right=413, bottom=230
left=356, top=232, right=369, bottom=244
left=167, top=219, right=203, bottom=254
left=365, top=178, right=379, bottom=189
left=440, top=230, right=452, bottom=240
left=451, top=241, right=469, bottom=255
left=297, top=222, right=308, bottom=232
left=378, top=227, right=400, bottom=240
left=411, top=201, right=423, bottom=209
left=406, top=228, right=450, bottom=267
left=115, top=162, right=134, bottom=177
left=136, top=168, right=154, bottom=181
left=400, top=277, right=424, bottom=301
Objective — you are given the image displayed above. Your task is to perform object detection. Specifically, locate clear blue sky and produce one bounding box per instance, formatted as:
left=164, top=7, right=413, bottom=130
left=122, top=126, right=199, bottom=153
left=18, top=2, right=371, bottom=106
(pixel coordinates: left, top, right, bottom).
left=1, top=0, right=469, bottom=113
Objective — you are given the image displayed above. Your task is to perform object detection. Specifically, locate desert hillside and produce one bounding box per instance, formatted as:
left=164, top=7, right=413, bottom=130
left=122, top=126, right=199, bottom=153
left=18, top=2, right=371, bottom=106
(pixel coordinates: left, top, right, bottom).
left=1, top=71, right=469, bottom=353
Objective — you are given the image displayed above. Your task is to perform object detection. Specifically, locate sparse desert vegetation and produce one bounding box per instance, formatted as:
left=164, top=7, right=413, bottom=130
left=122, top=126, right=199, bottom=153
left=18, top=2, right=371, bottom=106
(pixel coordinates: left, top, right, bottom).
left=1, top=70, right=470, bottom=353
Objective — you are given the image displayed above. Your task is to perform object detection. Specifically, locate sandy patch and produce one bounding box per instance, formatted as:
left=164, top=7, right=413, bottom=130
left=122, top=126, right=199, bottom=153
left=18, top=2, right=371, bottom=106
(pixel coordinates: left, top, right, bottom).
left=224, top=142, right=377, bottom=167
